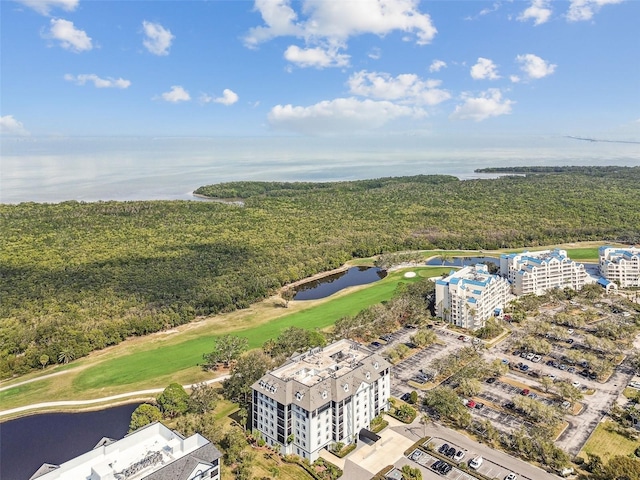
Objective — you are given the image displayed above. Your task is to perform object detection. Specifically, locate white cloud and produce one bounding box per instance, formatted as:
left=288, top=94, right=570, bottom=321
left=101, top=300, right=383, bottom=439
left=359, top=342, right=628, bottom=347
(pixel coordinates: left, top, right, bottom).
left=429, top=59, right=447, bottom=73
left=368, top=47, right=381, bottom=60
left=567, top=0, right=623, bottom=22
left=64, top=73, right=131, bottom=89
left=201, top=89, right=239, bottom=106
left=0, top=115, right=30, bottom=136
left=518, top=0, right=553, bottom=25
left=142, top=21, right=174, bottom=56
left=245, top=0, right=437, bottom=67
left=16, top=0, right=78, bottom=16
left=510, top=75, right=521, bottom=83
left=159, top=85, right=190, bottom=103
left=348, top=70, right=450, bottom=106
left=284, top=45, right=350, bottom=68
left=268, top=97, right=423, bottom=134
left=516, top=53, right=556, bottom=79
left=470, top=57, right=500, bottom=80
left=450, top=89, right=514, bottom=121
left=46, top=18, right=92, bottom=52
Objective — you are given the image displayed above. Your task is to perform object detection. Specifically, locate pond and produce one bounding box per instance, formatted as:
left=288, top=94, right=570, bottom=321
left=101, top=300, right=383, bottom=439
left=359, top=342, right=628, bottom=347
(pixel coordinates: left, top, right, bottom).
left=293, top=266, right=387, bottom=301
left=425, top=256, right=499, bottom=268
left=0, top=403, right=139, bottom=480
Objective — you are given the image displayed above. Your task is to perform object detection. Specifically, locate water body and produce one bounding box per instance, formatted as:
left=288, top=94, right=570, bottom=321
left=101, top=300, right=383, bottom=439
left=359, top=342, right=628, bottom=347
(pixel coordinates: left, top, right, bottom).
left=0, top=403, right=139, bottom=480
left=294, top=266, right=387, bottom=300
left=425, top=256, right=500, bottom=268
left=2, top=136, right=638, bottom=204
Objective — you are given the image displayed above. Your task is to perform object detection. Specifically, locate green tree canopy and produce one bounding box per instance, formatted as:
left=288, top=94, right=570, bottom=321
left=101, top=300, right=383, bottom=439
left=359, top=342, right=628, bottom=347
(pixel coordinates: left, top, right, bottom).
left=129, top=403, right=162, bottom=432
left=202, top=335, right=249, bottom=370
left=156, top=382, right=189, bottom=418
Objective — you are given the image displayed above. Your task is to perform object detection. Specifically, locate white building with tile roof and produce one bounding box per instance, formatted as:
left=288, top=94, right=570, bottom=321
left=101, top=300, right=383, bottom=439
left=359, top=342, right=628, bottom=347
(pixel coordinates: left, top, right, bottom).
left=435, top=264, right=510, bottom=330
left=29, top=422, right=221, bottom=480
left=500, top=249, right=589, bottom=296
left=251, top=339, right=391, bottom=461
left=599, top=246, right=640, bottom=287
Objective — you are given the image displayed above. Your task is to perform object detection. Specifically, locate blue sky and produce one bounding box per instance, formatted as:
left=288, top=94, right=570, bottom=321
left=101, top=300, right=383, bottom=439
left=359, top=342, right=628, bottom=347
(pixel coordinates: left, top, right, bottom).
left=1, top=0, right=639, bottom=140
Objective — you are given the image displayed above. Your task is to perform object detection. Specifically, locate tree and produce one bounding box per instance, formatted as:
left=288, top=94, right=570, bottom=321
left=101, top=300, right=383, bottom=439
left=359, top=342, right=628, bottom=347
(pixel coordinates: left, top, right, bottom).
left=590, top=455, right=640, bottom=480
left=129, top=403, right=162, bottom=432
left=409, top=390, right=419, bottom=405
left=223, top=350, right=276, bottom=411
left=157, top=382, right=190, bottom=418
left=57, top=349, right=75, bottom=364
left=202, top=334, right=249, bottom=370
left=539, top=376, right=554, bottom=394
left=188, top=382, right=219, bottom=414
left=411, top=328, right=437, bottom=348
left=456, top=378, right=481, bottom=398
left=222, top=427, right=249, bottom=465
left=281, top=288, right=295, bottom=308
left=266, top=326, right=326, bottom=359
left=423, top=386, right=471, bottom=427
left=39, top=354, right=49, bottom=369
left=401, top=464, right=422, bottom=480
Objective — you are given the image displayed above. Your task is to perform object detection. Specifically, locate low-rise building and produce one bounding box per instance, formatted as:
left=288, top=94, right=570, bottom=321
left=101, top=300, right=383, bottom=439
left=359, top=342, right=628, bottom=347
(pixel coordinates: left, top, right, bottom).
left=599, top=246, right=640, bottom=288
left=500, top=249, right=589, bottom=296
left=30, top=422, right=221, bottom=480
left=251, top=339, right=391, bottom=462
left=435, top=264, right=510, bottom=330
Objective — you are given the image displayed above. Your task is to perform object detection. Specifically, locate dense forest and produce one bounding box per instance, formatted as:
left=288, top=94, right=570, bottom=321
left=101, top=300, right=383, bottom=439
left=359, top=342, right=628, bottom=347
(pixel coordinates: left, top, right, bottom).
left=1, top=168, right=639, bottom=378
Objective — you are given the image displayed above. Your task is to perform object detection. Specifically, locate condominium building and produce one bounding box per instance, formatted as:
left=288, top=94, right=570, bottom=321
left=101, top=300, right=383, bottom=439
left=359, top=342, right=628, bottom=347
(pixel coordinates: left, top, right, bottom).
left=500, top=249, right=589, bottom=296
left=435, top=264, right=510, bottom=330
left=30, top=422, right=221, bottom=480
left=599, top=246, right=640, bottom=287
left=251, top=339, right=391, bottom=462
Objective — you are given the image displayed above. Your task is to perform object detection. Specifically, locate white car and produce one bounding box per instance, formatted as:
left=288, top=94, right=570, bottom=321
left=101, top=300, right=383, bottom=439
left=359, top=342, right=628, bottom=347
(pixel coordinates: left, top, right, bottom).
left=454, top=450, right=465, bottom=462
left=532, top=355, right=542, bottom=363
left=469, top=456, right=483, bottom=469
left=567, top=329, right=574, bottom=335
left=572, top=381, right=581, bottom=388
left=526, top=352, right=535, bottom=361
left=505, top=474, right=518, bottom=480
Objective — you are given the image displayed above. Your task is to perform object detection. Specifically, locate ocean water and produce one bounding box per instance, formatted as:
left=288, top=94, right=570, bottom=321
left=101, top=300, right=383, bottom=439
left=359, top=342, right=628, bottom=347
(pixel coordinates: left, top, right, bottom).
left=1, top=135, right=638, bottom=204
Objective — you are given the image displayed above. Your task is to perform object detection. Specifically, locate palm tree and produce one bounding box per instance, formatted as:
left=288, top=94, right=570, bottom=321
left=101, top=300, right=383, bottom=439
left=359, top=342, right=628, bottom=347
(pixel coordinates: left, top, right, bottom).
left=58, top=349, right=75, bottom=364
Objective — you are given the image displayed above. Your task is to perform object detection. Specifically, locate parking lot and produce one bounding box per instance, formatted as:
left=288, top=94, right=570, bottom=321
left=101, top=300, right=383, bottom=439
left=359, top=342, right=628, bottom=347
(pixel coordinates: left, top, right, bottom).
left=408, top=437, right=523, bottom=480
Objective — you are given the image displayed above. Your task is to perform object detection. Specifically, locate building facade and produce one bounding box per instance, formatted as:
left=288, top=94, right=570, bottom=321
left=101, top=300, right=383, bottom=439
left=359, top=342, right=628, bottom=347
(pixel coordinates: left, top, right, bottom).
left=30, top=422, right=221, bottom=480
left=435, top=264, right=510, bottom=330
left=251, top=339, right=391, bottom=461
left=599, top=246, right=640, bottom=287
left=500, top=249, right=589, bottom=296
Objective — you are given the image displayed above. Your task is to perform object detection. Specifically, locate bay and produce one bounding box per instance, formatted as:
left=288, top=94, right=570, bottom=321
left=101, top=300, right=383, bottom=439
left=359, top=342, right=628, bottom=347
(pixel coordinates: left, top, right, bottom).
left=2, top=135, right=638, bottom=204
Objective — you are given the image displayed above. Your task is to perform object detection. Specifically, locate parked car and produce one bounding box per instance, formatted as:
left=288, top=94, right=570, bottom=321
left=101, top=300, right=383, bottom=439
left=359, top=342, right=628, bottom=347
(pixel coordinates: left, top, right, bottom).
left=521, top=388, right=530, bottom=396
left=440, top=463, right=453, bottom=474
left=532, top=355, right=542, bottom=363
left=467, top=400, right=476, bottom=408
left=400, top=392, right=411, bottom=402
left=454, top=450, right=465, bottom=462
left=370, top=341, right=382, bottom=347
left=474, top=402, right=485, bottom=410
left=526, top=353, right=535, bottom=361
left=486, top=377, right=497, bottom=384
left=446, top=446, right=457, bottom=457
left=432, top=460, right=443, bottom=470
left=469, top=456, right=483, bottom=469
left=438, top=443, right=450, bottom=454
left=505, top=474, right=518, bottom=480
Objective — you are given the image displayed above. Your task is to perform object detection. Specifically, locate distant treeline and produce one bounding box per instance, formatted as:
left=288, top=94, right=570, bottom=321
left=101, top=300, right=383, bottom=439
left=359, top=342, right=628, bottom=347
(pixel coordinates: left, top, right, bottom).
left=1, top=168, right=639, bottom=377
left=475, top=165, right=639, bottom=177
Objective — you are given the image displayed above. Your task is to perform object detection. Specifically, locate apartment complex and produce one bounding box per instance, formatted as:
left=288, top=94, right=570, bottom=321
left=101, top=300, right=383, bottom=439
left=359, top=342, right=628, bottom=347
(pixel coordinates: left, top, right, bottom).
left=500, top=249, right=589, bottom=296
left=251, top=339, right=391, bottom=461
left=30, top=422, right=221, bottom=480
left=599, top=246, right=640, bottom=287
left=435, top=264, right=510, bottom=330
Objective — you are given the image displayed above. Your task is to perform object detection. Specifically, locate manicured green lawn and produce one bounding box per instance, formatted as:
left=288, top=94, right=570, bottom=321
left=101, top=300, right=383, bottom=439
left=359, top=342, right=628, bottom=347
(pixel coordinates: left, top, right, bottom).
left=72, top=266, right=450, bottom=391
left=564, top=247, right=600, bottom=261
left=579, top=420, right=639, bottom=464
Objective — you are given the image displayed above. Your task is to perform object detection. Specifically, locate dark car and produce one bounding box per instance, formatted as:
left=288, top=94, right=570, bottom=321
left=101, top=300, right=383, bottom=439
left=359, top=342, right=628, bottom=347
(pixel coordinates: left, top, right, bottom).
left=432, top=460, right=443, bottom=470
left=447, top=446, right=457, bottom=457
left=400, top=392, right=411, bottom=402
left=438, top=443, right=449, bottom=454
left=370, top=341, right=382, bottom=348
left=440, top=463, right=453, bottom=474
left=474, top=402, right=485, bottom=410
left=505, top=402, right=515, bottom=410
left=486, top=377, right=497, bottom=384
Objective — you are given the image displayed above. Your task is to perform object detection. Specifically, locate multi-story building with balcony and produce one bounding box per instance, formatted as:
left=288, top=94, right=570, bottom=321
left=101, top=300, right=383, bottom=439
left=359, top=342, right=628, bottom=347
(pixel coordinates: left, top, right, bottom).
left=435, top=264, right=510, bottom=330
left=30, top=422, right=222, bottom=480
left=251, top=339, right=391, bottom=462
left=500, top=249, right=589, bottom=296
left=599, top=246, right=640, bottom=287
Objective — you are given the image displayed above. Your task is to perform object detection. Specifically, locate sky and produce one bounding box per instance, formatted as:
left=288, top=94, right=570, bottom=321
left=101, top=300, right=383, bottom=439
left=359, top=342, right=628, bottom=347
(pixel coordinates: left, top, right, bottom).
left=1, top=0, right=639, bottom=140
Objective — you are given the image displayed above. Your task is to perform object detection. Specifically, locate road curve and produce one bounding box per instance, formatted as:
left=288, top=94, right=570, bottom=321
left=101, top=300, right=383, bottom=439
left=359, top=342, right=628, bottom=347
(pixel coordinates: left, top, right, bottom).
left=0, top=375, right=230, bottom=419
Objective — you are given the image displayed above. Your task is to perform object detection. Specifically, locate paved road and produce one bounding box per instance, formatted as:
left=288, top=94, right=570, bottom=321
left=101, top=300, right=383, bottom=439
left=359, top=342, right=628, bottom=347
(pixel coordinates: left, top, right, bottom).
left=0, top=375, right=229, bottom=418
